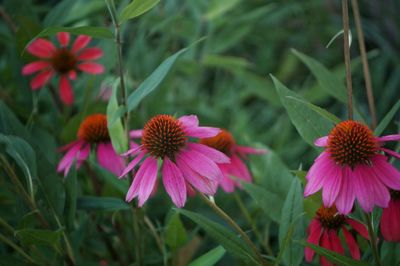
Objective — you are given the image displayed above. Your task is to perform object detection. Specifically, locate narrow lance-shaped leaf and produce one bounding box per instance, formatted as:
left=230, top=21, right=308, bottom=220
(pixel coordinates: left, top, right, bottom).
left=189, top=246, right=226, bottom=266
left=165, top=212, right=187, bottom=250
left=77, top=196, right=130, bottom=211
left=374, top=99, right=400, bottom=136
left=119, top=0, right=160, bottom=23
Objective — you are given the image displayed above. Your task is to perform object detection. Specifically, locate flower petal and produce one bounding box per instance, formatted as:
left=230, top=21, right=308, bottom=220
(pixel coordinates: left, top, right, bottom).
left=346, top=218, right=369, bottom=239
left=129, top=130, right=143, bottom=139
left=187, top=143, right=230, bottom=164
left=376, top=134, right=400, bottom=142
left=178, top=149, right=223, bottom=181
left=314, top=136, right=328, bottom=147
left=320, top=230, right=334, bottom=266
left=137, top=157, right=158, bottom=206
left=234, top=145, right=267, bottom=155
left=305, top=219, right=322, bottom=262
left=22, top=61, right=50, bottom=75
left=77, top=62, right=104, bottom=74
left=72, top=35, right=91, bottom=52
left=229, top=154, right=252, bottom=182
left=97, top=142, right=125, bottom=176
left=381, top=148, right=400, bottom=159
left=321, top=165, right=342, bottom=207
left=77, top=47, right=103, bottom=60
left=380, top=200, right=400, bottom=242
left=30, top=70, right=54, bottom=90
left=304, top=152, right=335, bottom=197
left=57, top=32, right=70, bottom=47
left=335, top=167, right=355, bottom=214
left=27, top=38, right=56, bottom=58
left=352, top=165, right=374, bottom=212
left=178, top=115, right=199, bottom=128
left=57, top=140, right=86, bottom=176
left=371, top=154, right=400, bottom=190
left=119, top=151, right=145, bottom=178
left=342, top=226, right=361, bottom=260
left=59, top=75, right=74, bottom=105
left=329, top=230, right=344, bottom=255
left=162, top=158, right=187, bottom=208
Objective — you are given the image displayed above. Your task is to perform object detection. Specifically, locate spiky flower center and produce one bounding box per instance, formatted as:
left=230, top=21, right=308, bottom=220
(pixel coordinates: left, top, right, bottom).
left=317, top=205, right=345, bottom=229
left=327, top=120, right=378, bottom=168
left=142, top=115, right=186, bottom=160
left=390, top=190, right=400, bottom=201
left=51, top=48, right=77, bottom=74
left=77, top=114, right=109, bottom=143
left=200, top=129, right=234, bottom=156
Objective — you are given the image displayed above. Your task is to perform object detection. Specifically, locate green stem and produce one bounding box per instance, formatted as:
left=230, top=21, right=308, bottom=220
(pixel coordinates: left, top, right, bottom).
left=133, top=209, right=143, bottom=266
left=341, top=0, right=353, bottom=120
left=0, top=233, right=36, bottom=264
left=199, top=193, right=265, bottom=265
left=364, top=213, right=382, bottom=266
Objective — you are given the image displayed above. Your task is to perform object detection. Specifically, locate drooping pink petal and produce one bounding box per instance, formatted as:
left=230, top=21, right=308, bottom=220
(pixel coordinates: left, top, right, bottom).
left=77, top=47, right=103, bottom=60
left=352, top=165, right=374, bottom=212
left=72, top=35, right=91, bottom=52
left=57, top=140, right=86, bottom=176
left=219, top=173, right=236, bottom=193
left=178, top=115, right=199, bottom=128
left=380, top=200, right=400, bottom=242
left=121, top=145, right=142, bottom=157
left=68, top=70, right=77, bottom=80
left=229, top=154, right=252, bottom=182
left=335, top=167, right=355, bottom=214
left=126, top=166, right=145, bottom=202
left=304, top=152, right=335, bottom=196
left=346, top=218, right=369, bottom=239
left=176, top=156, right=218, bottom=195
left=314, top=136, right=328, bottom=147
left=130, top=130, right=143, bottom=138
left=76, top=143, right=90, bottom=168
left=30, top=70, right=54, bottom=90
left=119, top=151, right=145, bottom=178
left=305, top=219, right=322, bottom=262
left=369, top=169, right=391, bottom=208
left=178, top=149, right=223, bottom=181
left=27, top=38, right=56, bottom=58
left=77, top=62, right=104, bottom=74
left=234, top=145, right=267, bottom=155
left=187, top=143, right=230, bottom=164
left=57, top=32, right=70, bottom=47
left=186, top=181, right=196, bottom=197
left=342, top=226, right=361, bottom=260
left=329, top=230, right=344, bottom=255
left=162, top=158, right=187, bottom=208
left=137, top=157, right=158, bottom=207
left=59, top=75, right=74, bottom=105
left=22, top=61, right=50, bottom=75
left=371, top=155, right=400, bottom=190
left=381, top=148, right=400, bottom=159
left=319, top=230, right=334, bottom=266
left=96, top=142, right=125, bottom=176
left=376, top=134, right=400, bottom=142
left=321, top=165, right=342, bottom=207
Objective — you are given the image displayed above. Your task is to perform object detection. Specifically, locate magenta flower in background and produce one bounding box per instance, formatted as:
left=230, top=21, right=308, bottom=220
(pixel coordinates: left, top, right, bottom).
left=57, top=114, right=124, bottom=176
left=22, top=32, right=104, bottom=105
left=199, top=129, right=266, bottom=192
left=120, top=114, right=230, bottom=208
left=306, top=205, right=369, bottom=266
left=380, top=189, right=400, bottom=242
left=304, top=120, right=400, bottom=214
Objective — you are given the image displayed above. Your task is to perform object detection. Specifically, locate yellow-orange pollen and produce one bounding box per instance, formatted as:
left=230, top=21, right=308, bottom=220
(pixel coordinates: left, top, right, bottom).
left=77, top=114, right=109, bottom=143
left=51, top=48, right=77, bottom=74
left=327, top=120, right=378, bottom=168
left=316, top=205, right=345, bottom=229
left=390, top=190, right=400, bottom=201
left=200, top=129, right=234, bottom=156
left=142, top=115, right=186, bottom=160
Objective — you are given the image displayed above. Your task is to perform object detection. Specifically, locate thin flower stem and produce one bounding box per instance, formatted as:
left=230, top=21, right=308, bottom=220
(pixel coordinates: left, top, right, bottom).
left=364, top=213, right=382, bottom=266
left=48, top=84, right=64, bottom=114
left=351, top=0, right=377, bottom=129
left=133, top=208, right=144, bottom=266
left=233, top=193, right=273, bottom=256
left=342, top=0, right=353, bottom=120
left=199, top=193, right=265, bottom=265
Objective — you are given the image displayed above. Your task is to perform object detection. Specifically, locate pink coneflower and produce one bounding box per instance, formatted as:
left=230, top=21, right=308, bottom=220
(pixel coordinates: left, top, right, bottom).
left=120, top=114, right=230, bottom=208
left=380, top=189, right=400, bottom=242
left=22, top=32, right=104, bottom=105
left=57, top=114, right=124, bottom=176
left=306, top=205, right=369, bottom=266
left=304, top=120, right=400, bottom=214
left=199, top=129, right=266, bottom=192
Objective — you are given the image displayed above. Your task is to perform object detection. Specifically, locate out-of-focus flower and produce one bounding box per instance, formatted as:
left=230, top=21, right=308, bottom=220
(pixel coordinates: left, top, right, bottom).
left=304, top=120, right=400, bottom=214
left=199, top=129, right=266, bottom=192
left=22, top=32, right=104, bottom=105
left=120, top=114, right=230, bottom=208
left=57, top=114, right=124, bottom=176
left=305, top=205, right=369, bottom=266
left=380, top=189, right=400, bottom=242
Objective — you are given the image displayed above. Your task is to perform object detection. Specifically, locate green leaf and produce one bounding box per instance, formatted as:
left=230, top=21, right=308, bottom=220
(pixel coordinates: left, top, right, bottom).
left=15, top=229, right=62, bottom=248
left=77, top=196, right=130, bottom=211
left=278, top=178, right=304, bottom=266
left=242, top=182, right=283, bottom=223
left=298, top=241, right=369, bottom=266
left=271, top=75, right=334, bottom=147
left=64, top=167, right=77, bottom=231
left=126, top=48, right=188, bottom=112
left=165, top=212, right=187, bottom=250
left=205, top=0, right=241, bottom=21
left=0, top=101, right=29, bottom=139
left=374, top=99, right=400, bottom=136
left=107, top=79, right=128, bottom=154
left=119, top=0, right=160, bottom=23
left=178, top=209, right=259, bottom=264
left=291, top=49, right=347, bottom=102
left=189, top=246, right=226, bottom=266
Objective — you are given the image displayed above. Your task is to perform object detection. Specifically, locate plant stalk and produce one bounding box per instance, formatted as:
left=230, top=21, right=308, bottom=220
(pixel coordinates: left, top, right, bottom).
left=199, top=193, right=265, bottom=265
left=351, top=0, right=377, bottom=129
left=342, top=0, right=353, bottom=120
left=364, top=213, right=382, bottom=266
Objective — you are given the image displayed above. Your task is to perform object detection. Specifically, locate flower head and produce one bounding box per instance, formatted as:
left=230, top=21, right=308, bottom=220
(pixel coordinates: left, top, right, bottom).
left=305, top=205, right=369, bottom=266
left=22, top=32, right=104, bottom=105
left=304, top=120, right=400, bottom=214
left=380, top=189, right=400, bottom=242
left=200, top=129, right=266, bottom=192
left=121, top=115, right=230, bottom=208
left=57, top=114, right=124, bottom=176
